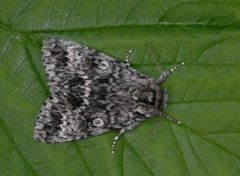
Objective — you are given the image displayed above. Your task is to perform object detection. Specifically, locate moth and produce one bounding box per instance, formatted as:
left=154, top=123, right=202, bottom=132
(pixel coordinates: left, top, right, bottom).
left=34, top=38, right=184, bottom=153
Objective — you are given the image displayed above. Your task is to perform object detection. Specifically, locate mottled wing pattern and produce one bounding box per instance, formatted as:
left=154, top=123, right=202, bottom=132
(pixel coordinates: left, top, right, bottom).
left=34, top=38, right=160, bottom=143
left=42, top=38, right=114, bottom=94
left=34, top=38, right=115, bottom=142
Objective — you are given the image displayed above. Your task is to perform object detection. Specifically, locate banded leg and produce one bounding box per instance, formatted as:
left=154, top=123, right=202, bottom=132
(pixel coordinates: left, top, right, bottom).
left=158, top=62, right=185, bottom=83
left=112, top=128, right=126, bottom=154
left=111, top=122, right=138, bottom=154
left=159, top=111, right=181, bottom=124
left=125, top=50, right=132, bottom=66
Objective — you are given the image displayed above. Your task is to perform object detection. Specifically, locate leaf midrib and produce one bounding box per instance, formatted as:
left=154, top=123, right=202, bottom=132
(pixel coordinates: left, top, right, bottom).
left=1, top=20, right=240, bottom=48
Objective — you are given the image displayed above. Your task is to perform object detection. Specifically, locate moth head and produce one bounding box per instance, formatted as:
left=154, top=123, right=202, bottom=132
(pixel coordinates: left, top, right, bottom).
left=132, top=84, right=168, bottom=112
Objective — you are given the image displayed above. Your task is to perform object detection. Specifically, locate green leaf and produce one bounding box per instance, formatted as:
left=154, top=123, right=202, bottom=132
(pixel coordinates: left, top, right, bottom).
left=1, top=0, right=240, bottom=175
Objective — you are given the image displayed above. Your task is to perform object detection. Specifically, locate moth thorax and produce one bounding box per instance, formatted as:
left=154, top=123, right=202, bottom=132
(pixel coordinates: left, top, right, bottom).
left=158, top=89, right=168, bottom=111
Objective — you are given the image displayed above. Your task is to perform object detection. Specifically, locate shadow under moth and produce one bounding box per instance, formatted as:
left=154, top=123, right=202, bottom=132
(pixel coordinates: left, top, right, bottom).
left=34, top=38, right=184, bottom=153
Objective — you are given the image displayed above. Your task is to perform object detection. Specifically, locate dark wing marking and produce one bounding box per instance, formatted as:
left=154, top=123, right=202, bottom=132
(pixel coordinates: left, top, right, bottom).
left=42, top=38, right=116, bottom=93
left=34, top=96, right=111, bottom=143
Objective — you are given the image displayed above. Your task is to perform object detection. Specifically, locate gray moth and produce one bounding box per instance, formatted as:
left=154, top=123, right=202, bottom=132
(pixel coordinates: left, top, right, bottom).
left=34, top=38, right=184, bottom=153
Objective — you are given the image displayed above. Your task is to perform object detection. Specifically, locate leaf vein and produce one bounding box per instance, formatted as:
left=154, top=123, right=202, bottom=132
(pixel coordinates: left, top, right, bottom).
left=202, top=131, right=240, bottom=137
left=63, top=0, right=77, bottom=28
left=0, top=21, right=40, bottom=47
left=186, top=131, right=211, bottom=175
left=9, top=0, right=33, bottom=25
left=170, top=125, right=190, bottom=175
left=124, top=138, right=154, bottom=176
left=169, top=99, right=240, bottom=105
left=0, top=116, right=40, bottom=176
left=12, top=57, right=26, bottom=76
left=72, top=143, right=94, bottom=176
left=24, top=45, right=49, bottom=95
left=234, top=157, right=240, bottom=172
left=0, top=38, right=13, bottom=62
left=182, top=124, right=240, bottom=160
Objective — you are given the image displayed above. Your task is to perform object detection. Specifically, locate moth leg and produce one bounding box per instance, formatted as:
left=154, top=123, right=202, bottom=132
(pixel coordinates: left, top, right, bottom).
left=111, top=122, right=138, bottom=154
left=158, top=62, right=185, bottom=84
left=125, top=50, right=132, bottom=66
left=159, top=111, right=181, bottom=124
left=111, top=128, right=126, bottom=154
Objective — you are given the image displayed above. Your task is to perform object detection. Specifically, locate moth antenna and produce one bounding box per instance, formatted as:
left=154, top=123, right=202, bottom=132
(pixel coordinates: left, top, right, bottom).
left=159, top=111, right=181, bottom=124
left=158, top=62, right=185, bottom=84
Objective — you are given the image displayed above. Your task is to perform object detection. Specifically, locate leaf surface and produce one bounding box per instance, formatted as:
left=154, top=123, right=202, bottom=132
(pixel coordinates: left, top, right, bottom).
left=1, top=0, right=240, bottom=175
